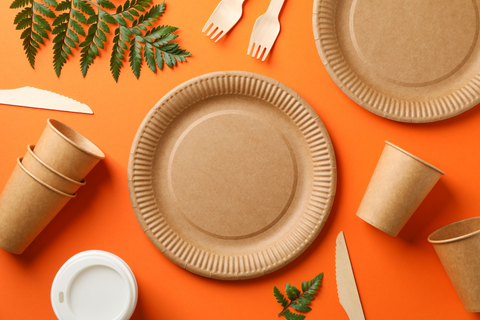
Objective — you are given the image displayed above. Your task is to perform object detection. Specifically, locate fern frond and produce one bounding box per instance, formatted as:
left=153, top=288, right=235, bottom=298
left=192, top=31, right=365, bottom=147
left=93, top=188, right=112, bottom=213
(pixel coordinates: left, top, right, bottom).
left=55, top=0, right=71, bottom=12
left=44, top=0, right=58, bottom=6
left=144, top=42, right=155, bottom=72
left=109, top=28, right=126, bottom=81
left=274, top=286, right=289, bottom=308
left=97, top=0, right=115, bottom=9
left=52, top=11, right=75, bottom=76
left=290, top=302, right=312, bottom=313
left=73, top=0, right=95, bottom=15
left=282, top=310, right=306, bottom=320
left=128, top=37, right=142, bottom=78
left=14, top=7, right=32, bottom=24
left=34, top=2, right=56, bottom=18
left=12, top=0, right=190, bottom=80
left=10, top=0, right=33, bottom=9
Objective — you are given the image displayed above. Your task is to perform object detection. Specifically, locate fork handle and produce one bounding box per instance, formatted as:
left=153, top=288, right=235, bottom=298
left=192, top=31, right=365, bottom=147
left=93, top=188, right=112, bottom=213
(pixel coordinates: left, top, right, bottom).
left=265, top=0, right=285, bottom=17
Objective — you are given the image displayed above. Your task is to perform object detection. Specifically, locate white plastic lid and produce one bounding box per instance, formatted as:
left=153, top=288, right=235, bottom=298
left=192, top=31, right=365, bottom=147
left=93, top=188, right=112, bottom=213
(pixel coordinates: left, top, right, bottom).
left=51, top=250, right=138, bottom=320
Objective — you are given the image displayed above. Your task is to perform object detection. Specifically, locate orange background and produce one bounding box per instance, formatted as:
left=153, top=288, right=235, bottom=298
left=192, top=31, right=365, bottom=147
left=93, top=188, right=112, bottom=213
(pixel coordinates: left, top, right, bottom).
left=1, top=0, right=480, bottom=319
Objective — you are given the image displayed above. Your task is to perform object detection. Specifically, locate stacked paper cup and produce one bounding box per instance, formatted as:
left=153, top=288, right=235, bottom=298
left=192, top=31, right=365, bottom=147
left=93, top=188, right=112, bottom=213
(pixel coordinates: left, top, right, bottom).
left=0, top=119, right=104, bottom=254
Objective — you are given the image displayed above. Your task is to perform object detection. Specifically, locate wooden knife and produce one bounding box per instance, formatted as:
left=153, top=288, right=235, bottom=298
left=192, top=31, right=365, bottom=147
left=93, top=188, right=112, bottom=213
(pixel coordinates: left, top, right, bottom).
left=336, top=231, right=366, bottom=320
left=0, top=87, right=93, bottom=114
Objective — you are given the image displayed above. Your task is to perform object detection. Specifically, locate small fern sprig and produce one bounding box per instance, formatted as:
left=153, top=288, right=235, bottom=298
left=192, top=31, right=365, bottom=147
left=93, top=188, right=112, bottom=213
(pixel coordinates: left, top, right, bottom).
left=13, top=0, right=57, bottom=68
left=274, top=273, right=324, bottom=320
left=11, top=0, right=190, bottom=80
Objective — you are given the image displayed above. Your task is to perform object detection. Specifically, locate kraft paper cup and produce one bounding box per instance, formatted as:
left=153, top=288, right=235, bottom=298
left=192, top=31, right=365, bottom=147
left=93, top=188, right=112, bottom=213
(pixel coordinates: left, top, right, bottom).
left=22, top=145, right=85, bottom=194
left=0, top=158, right=75, bottom=254
left=34, top=119, right=105, bottom=181
left=428, top=217, right=480, bottom=312
left=356, top=141, right=444, bottom=236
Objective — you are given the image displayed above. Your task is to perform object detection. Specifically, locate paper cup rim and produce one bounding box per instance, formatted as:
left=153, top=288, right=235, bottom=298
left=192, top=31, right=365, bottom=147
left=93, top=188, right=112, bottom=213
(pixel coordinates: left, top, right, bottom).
left=47, top=119, right=105, bottom=159
left=385, top=141, right=445, bottom=175
left=27, top=145, right=86, bottom=186
left=17, top=158, right=76, bottom=198
left=428, top=217, right=480, bottom=244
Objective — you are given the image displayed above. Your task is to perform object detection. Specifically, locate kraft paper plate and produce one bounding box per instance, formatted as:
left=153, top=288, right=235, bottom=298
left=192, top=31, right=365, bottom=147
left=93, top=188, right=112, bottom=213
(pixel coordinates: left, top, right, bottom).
left=313, top=0, right=480, bottom=123
left=128, top=71, right=337, bottom=280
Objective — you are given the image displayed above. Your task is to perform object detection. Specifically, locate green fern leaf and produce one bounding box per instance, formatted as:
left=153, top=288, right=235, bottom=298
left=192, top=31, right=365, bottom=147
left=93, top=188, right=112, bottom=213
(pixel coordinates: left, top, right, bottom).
left=34, top=14, right=51, bottom=31
left=53, top=12, right=69, bottom=25
left=154, top=46, right=163, bottom=70
left=301, top=281, right=307, bottom=293
left=133, top=4, right=145, bottom=12
left=20, top=28, right=31, bottom=39
left=55, top=0, right=71, bottom=12
left=64, top=36, right=76, bottom=48
left=290, top=302, right=312, bottom=313
left=15, top=16, right=32, bottom=30
left=274, top=286, right=289, bottom=308
left=97, top=0, right=115, bottom=9
left=297, top=297, right=311, bottom=305
left=73, top=0, right=94, bottom=15
left=144, top=42, right=155, bottom=72
left=30, top=38, right=40, bottom=48
left=86, top=14, right=97, bottom=24
left=152, top=33, right=177, bottom=46
left=23, top=36, right=37, bottom=68
left=286, top=284, right=301, bottom=301
left=71, top=9, right=87, bottom=23
left=31, top=31, right=44, bottom=44
left=131, top=27, right=142, bottom=35
left=110, top=28, right=124, bottom=81
left=99, top=11, right=116, bottom=25
left=34, top=2, right=56, bottom=18
left=52, top=23, right=67, bottom=34
left=12, top=0, right=189, bottom=80
left=119, top=26, right=132, bottom=36
left=33, top=22, right=48, bottom=38
left=97, top=20, right=109, bottom=33
left=282, top=310, right=306, bottom=320
left=162, top=51, right=175, bottom=68
left=93, top=35, right=103, bottom=49
left=14, top=7, right=32, bottom=24
left=128, top=37, right=142, bottom=78
left=66, top=28, right=78, bottom=43
left=122, top=11, right=134, bottom=21
left=10, top=0, right=33, bottom=9
left=69, top=19, right=85, bottom=36
left=44, top=0, right=58, bottom=6
left=128, top=8, right=139, bottom=16
left=302, top=294, right=314, bottom=301
left=114, top=14, right=127, bottom=26
left=96, top=28, right=106, bottom=41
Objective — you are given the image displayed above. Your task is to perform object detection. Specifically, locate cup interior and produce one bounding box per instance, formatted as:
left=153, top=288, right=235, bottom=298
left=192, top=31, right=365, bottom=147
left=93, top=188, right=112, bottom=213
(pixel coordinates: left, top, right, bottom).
left=428, top=217, right=480, bottom=243
left=48, top=119, right=105, bottom=159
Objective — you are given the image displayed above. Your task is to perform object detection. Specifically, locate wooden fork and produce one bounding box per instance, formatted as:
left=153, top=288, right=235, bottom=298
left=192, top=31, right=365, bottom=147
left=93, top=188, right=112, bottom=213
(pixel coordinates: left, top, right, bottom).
left=202, top=0, right=245, bottom=42
left=247, top=0, right=286, bottom=61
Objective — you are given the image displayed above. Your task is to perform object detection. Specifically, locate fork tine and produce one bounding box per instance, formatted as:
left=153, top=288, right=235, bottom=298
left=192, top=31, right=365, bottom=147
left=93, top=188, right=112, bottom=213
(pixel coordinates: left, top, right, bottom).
left=202, top=20, right=213, bottom=33
left=211, top=28, right=223, bottom=40
left=206, top=24, right=217, bottom=37
left=247, top=40, right=254, bottom=55
left=262, top=46, right=272, bottom=61
left=256, top=46, right=265, bottom=59
left=252, top=44, right=261, bottom=57
left=215, top=30, right=227, bottom=42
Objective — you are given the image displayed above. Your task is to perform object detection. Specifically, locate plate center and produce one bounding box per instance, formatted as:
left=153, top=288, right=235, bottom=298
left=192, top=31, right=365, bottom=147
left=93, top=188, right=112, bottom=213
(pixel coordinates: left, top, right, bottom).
left=168, top=111, right=297, bottom=239
left=350, top=0, right=478, bottom=86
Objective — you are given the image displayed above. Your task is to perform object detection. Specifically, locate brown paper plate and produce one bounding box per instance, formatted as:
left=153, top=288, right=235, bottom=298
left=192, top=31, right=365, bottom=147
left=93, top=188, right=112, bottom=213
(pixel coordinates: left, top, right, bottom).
left=313, top=0, right=480, bottom=123
left=128, top=71, right=337, bottom=280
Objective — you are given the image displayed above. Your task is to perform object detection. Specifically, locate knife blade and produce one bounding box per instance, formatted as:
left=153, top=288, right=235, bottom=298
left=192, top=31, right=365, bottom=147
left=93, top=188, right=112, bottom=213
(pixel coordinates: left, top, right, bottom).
left=336, top=231, right=366, bottom=320
left=0, top=87, right=93, bottom=114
